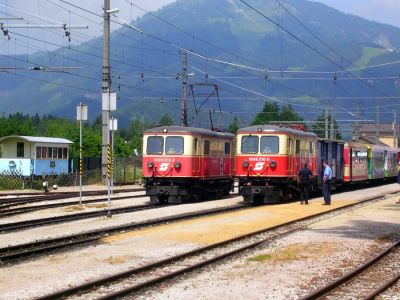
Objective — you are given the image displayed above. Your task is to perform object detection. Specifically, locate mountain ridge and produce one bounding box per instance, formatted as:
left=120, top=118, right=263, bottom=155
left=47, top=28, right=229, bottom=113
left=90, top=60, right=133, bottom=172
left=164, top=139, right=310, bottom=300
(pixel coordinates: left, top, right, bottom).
left=1, top=0, right=399, bottom=131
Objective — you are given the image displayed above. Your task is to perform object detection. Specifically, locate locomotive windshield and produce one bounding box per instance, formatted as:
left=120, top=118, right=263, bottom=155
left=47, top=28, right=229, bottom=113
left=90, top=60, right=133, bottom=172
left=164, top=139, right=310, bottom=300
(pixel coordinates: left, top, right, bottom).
left=166, top=136, right=184, bottom=155
left=147, top=136, right=164, bottom=154
left=241, top=135, right=259, bottom=154
left=260, top=136, right=279, bottom=154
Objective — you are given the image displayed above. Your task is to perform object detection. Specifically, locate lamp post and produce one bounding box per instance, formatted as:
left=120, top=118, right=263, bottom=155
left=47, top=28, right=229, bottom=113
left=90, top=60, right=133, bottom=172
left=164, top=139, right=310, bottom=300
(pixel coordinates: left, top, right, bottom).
left=76, top=103, right=88, bottom=206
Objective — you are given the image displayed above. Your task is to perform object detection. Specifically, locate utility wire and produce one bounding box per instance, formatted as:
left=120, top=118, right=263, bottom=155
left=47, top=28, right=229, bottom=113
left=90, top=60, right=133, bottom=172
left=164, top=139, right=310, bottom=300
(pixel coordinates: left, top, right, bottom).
left=239, top=0, right=390, bottom=98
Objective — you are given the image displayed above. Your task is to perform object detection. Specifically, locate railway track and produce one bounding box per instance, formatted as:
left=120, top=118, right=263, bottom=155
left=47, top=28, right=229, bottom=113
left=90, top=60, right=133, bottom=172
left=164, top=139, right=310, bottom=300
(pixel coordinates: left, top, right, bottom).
left=28, top=191, right=398, bottom=299
left=0, top=187, right=145, bottom=208
left=302, top=240, right=400, bottom=300
left=0, top=203, right=250, bottom=264
left=0, top=202, right=159, bottom=233
left=0, top=193, right=146, bottom=218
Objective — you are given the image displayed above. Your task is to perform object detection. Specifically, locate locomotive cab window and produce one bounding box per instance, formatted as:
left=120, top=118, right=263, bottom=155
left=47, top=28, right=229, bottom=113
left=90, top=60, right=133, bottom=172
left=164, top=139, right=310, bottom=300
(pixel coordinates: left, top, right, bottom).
left=241, top=135, right=258, bottom=154
left=193, top=138, right=199, bottom=155
left=225, top=142, right=231, bottom=155
left=260, top=136, right=279, bottom=154
left=204, top=141, right=210, bottom=155
left=166, top=136, right=184, bottom=155
left=147, top=136, right=164, bottom=155
left=295, top=140, right=300, bottom=154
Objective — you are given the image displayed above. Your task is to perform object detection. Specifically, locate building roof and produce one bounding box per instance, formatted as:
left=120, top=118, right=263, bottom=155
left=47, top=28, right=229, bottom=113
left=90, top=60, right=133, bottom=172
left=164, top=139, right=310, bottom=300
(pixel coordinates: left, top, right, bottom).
left=358, top=136, right=390, bottom=147
left=358, top=123, right=397, bottom=134
left=0, top=135, right=73, bottom=144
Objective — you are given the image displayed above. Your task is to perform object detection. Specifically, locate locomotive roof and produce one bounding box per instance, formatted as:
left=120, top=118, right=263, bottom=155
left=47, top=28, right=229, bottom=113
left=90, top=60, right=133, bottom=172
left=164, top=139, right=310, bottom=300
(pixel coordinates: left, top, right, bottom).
left=237, top=125, right=317, bottom=138
left=144, top=126, right=235, bottom=138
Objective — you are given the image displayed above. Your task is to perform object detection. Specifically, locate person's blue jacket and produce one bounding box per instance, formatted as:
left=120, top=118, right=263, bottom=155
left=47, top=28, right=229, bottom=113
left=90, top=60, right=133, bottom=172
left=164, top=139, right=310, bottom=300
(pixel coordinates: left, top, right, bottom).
left=398, top=170, right=400, bottom=184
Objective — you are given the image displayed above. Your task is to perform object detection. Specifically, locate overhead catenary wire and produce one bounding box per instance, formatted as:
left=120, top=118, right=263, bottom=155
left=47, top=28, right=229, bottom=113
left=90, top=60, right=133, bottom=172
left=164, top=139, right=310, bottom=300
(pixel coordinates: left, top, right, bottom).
left=2, top=1, right=399, bottom=123
left=238, top=0, right=392, bottom=98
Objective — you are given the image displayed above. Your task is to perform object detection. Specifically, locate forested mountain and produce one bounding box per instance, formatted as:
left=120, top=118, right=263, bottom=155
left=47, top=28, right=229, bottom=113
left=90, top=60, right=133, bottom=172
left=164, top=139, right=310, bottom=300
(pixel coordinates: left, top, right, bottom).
left=1, top=0, right=399, bottom=132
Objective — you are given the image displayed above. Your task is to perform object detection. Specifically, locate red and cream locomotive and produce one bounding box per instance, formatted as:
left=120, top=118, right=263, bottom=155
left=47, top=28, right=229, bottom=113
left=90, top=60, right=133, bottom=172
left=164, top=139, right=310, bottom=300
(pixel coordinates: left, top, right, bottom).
left=142, top=126, right=235, bottom=203
left=236, top=125, right=318, bottom=203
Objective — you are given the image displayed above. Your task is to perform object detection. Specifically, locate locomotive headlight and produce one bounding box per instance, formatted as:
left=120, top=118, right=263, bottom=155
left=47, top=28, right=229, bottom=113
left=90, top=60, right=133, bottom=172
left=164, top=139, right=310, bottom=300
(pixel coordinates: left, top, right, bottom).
left=174, top=161, right=181, bottom=169
left=242, top=160, right=249, bottom=168
left=269, top=160, right=277, bottom=168
left=147, top=161, right=154, bottom=168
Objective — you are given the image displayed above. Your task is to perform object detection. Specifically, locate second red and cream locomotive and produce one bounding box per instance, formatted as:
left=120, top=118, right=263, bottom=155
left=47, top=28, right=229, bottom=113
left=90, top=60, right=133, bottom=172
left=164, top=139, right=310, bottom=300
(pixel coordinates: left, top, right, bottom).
left=236, top=125, right=318, bottom=203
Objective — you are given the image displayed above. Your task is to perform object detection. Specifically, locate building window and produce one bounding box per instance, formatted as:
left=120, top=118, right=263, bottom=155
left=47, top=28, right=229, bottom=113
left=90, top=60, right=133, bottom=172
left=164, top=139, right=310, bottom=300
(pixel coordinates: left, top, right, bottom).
left=36, top=147, right=42, bottom=159
left=58, top=148, right=63, bottom=159
left=63, top=148, right=68, bottom=159
left=17, top=142, right=24, bottom=158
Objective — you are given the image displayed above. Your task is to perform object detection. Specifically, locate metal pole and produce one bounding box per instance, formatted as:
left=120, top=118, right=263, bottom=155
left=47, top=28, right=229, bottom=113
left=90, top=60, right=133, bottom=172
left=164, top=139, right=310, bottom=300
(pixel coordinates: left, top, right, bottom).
left=107, top=176, right=111, bottom=217
left=133, top=155, right=137, bottom=184
left=376, top=98, right=380, bottom=139
left=102, top=0, right=111, bottom=184
left=325, top=107, right=328, bottom=139
left=355, top=101, right=360, bottom=140
left=107, top=143, right=111, bottom=218
left=330, top=73, right=337, bottom=139
left=79, top=103, right=83, bottom=206
left=111, top=117, right=114, bottom=194
left=394, top=110, right=397, bottom=148
left=181, top=51, right=188, bottom=126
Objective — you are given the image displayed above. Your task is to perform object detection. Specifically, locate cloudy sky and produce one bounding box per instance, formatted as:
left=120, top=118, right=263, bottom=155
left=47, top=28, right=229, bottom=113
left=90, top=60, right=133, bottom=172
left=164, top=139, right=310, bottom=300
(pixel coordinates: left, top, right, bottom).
left=0, top=0, right=399, bottom=54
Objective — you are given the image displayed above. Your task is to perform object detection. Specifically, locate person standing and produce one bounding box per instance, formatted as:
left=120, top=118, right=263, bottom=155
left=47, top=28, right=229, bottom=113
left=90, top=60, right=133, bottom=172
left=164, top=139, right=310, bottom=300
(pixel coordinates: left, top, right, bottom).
left=322, top=160, right=332, bottom=205
left=298, top=163, right=313, bottom=204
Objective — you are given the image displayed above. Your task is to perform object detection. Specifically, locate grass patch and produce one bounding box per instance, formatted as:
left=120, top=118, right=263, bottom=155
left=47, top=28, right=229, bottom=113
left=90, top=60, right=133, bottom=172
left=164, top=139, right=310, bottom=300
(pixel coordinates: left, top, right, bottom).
left=355, top=47, right=385, bottom=67
left=104, top=256, right=127, bottom=264
left=64, top=205, right=85, bottom=212
left=87, top=203, right=107, bottom=209
left=247, top=254, right=272, bottom=262
left=247, top=242, right=339, bottom=263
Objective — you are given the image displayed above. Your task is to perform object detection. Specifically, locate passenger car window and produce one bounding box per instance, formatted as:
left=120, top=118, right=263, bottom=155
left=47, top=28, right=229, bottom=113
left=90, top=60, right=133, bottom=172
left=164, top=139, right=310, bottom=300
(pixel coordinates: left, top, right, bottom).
left=241, top=135, right=258, bottom=154
left=147, top=136, right=164, bottom=154
left=165, top=136, right=184, bottom=155
left=260, top=136, right=279, bottom=154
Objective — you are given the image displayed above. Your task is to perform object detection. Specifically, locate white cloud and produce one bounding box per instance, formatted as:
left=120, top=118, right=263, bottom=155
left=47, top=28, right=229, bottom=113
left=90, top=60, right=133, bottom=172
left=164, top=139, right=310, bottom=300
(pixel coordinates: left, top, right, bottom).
left=0, top=0, right=176, bottom=53
left=314, top=0, right=400, bottom=28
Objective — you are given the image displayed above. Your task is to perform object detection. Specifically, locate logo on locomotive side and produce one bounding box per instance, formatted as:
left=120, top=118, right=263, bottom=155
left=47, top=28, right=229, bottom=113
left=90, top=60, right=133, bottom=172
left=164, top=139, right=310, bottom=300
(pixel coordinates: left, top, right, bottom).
left=253, top=162, right=265, bottom=171
left=159, top=162, right=170, bottom=171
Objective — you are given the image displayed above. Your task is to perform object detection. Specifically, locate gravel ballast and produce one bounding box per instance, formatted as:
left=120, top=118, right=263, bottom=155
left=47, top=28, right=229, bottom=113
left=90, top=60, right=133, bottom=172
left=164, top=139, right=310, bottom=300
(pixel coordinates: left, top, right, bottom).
left=0, top=184, right=399, bottom=299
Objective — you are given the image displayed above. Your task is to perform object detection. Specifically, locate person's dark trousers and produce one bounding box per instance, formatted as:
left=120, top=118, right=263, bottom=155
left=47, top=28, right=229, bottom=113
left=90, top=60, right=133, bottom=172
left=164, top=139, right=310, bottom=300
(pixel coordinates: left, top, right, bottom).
left=300, top=182, right=309, bottom=204
left=323, top=180, right=331, bottom=204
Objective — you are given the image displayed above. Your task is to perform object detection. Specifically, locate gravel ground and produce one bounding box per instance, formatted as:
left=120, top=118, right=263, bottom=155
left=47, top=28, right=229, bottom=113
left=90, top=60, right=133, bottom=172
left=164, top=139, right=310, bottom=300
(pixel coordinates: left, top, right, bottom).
left=137, top=197, right=400, bottom=300
left=0, top=184, right=399, bottom=299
